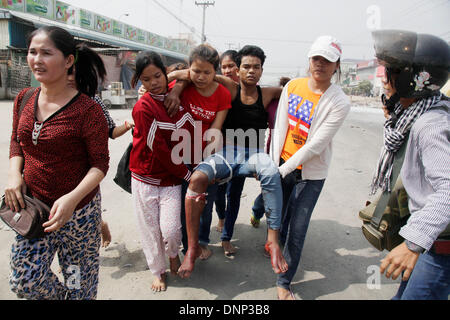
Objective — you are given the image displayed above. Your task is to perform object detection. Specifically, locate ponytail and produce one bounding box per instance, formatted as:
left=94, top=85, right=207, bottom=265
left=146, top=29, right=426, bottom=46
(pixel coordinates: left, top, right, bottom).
left=74, top=43, right=106, bottom=97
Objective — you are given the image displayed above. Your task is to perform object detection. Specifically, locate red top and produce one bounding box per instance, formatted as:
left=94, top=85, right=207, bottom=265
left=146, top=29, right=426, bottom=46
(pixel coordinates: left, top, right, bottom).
left=180, top=83, right=232, bottom=151
left=10, top=88, right=110, bottom=210
left=130, top=88, right=196, bottom=187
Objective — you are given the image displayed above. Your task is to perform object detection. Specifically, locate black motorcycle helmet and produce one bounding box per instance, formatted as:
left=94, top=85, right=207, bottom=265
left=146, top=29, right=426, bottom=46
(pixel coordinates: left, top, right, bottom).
left=372, top=30, right=450, bottom=99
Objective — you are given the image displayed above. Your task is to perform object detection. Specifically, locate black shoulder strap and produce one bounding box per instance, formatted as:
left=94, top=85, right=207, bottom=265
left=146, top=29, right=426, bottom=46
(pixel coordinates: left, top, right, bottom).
left=233, top=85, right=242, bottom=105
left=18, top=88, right=36, bottom=118
left=371, top=134, right=409, bottom=228
left=256, top=85, right=264, bottom=107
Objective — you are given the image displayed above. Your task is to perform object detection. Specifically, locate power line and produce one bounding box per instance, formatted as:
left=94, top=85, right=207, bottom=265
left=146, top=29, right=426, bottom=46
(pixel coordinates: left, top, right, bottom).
left=208, top=34, right=371, bottom=47
left=418, top=0, right=449, bottom=16
left=348, top=0, right=435, bottom=44
left=151, top=0, right=201, bottom=39
left=166, top=0, right=201, bottom=27
left=384, top=0, right=448, bottom=28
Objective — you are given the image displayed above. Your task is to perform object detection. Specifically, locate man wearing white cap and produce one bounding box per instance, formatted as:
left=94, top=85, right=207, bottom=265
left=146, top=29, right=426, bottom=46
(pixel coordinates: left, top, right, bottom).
left=269, top=35, right=351, bottom=299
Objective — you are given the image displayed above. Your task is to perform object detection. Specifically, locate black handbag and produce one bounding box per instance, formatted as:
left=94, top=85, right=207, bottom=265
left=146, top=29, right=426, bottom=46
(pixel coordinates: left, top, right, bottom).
left=113, top=142, right=133, bottom=193
left=0, top=88, right=50, bottom=240
left=0, top=194, right=50, bottom=240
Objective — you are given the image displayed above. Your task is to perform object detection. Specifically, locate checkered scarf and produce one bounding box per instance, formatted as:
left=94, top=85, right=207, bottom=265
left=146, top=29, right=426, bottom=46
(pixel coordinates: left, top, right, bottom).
left=370, top=94, right=441, bottom=195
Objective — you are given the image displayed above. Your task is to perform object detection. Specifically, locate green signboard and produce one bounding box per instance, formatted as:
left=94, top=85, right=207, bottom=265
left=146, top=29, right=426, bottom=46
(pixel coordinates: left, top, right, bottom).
left=95, top=14, right=112, bottom=34
left=79, top=9, right=94, bottom=30
left=125, top=25, right=138, bottom=41
left=165, top=39, right=179, bottom=52
left=137, top=29, right=147, bottom=43
left=55, top=1, right=77, bottom=25
left=0, top=0, right=25, bottom=11
left=26, top=0, right=54, bottom=19
left=2, top=0, right=190, bottom=55
left=112, top=20, right=124, bottom=37
left=148, top=32, right=164, bottom=48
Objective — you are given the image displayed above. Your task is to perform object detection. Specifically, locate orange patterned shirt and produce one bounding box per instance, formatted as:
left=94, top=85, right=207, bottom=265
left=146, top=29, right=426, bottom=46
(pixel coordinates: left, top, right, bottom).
left=281, top=78, right=322, bottom=170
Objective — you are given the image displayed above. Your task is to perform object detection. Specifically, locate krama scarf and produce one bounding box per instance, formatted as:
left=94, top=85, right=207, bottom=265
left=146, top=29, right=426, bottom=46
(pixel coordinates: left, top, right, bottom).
left=370, top=94, right=442, bottom=195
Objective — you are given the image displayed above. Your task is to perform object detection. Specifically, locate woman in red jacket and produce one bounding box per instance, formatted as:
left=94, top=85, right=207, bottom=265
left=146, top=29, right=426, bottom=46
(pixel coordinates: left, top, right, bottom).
left=129, top=51, right=195, bottom=292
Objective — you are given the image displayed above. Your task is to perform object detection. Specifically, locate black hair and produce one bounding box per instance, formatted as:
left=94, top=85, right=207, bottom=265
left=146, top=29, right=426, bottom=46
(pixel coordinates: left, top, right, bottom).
left=131, top=51, right=167, bottom=89
left=166, top=62, right=188, bottom=74
left=384, top=66, right=402, bottom=87
left=236, top=45, right=266, bottom=68
left=189, top=44, right=220, bottom=71
left=335, top=59, right=342, bottom=83
left=220, top=50, right=238, bottom=65
left=279, top=77, right=291, bottom=87
left=27, top=26, right=106, bottom=97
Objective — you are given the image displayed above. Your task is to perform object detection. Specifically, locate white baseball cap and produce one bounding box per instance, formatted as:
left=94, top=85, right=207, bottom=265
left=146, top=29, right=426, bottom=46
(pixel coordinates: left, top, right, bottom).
left=308, top=36, right=343, bottom=62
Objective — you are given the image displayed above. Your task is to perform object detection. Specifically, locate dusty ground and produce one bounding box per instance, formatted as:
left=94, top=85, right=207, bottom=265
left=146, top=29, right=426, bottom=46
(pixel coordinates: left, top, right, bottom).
left=0, top=100, right=400, bottom=300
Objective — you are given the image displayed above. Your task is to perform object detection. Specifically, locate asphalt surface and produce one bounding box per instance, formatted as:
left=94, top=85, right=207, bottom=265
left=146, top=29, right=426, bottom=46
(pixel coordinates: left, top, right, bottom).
left=0, top=100, right=400, bottom=300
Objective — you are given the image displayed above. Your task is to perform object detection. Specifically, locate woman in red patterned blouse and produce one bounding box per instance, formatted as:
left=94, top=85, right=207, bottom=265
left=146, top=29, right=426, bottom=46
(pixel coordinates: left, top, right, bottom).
left=5, top=26, right=109, bottom=300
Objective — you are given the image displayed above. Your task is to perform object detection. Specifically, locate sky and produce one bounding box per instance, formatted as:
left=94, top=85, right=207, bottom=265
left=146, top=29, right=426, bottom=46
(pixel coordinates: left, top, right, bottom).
left=64, top=0, right=450, bottom=85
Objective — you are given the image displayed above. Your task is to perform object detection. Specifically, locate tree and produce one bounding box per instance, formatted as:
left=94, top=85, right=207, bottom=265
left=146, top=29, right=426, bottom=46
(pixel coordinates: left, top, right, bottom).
left=356, top=80, right=373, bottom=97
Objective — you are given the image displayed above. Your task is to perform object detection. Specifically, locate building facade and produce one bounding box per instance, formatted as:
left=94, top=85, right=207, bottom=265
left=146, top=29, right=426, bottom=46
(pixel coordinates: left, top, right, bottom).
left=0, top=2, right=193, bottom=99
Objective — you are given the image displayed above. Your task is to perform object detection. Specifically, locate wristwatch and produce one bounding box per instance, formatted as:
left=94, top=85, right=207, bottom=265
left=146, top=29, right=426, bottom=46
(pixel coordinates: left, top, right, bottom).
left=405, top=240, right=425, bottom=254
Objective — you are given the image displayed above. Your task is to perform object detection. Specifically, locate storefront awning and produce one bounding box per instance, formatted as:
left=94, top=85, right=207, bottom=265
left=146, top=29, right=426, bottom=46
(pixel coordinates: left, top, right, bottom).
left=8, top=10, right=187, bottom=61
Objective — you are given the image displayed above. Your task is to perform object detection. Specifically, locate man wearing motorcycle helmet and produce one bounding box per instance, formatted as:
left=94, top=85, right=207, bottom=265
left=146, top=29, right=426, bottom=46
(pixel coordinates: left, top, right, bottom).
left=371, top=30, right=450, bottom=300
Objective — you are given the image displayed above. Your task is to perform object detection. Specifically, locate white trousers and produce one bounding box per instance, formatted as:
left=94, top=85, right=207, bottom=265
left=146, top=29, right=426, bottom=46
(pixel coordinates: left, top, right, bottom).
left=132, top=179, right=182, bottom=278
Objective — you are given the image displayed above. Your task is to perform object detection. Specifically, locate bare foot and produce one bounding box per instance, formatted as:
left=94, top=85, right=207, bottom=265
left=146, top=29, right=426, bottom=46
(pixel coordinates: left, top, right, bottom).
left=222, top=241, right=237, bottom=256
left=277, top=287, right=296, bottom=300
left=178, top=246, right=201, bottom=279
left=169, top=255, right=181, bottom=276
left=265, top=242, right=288, bottom=274
left=199, top=244, right=213, bottom=260
left=101, top=221, right=111, bottom=248
left=152, top=274, right=167, bottom=292
left=215, top=219, right=225, bottom=233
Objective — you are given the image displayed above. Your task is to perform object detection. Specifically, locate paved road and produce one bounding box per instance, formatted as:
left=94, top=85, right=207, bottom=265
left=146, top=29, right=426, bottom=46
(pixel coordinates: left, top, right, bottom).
left=0, top=100, right=400, bottom=300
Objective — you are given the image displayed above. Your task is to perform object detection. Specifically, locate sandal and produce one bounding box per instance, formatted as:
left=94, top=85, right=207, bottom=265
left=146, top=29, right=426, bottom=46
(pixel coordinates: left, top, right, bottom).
left=250, top=215, right=260, bottom=228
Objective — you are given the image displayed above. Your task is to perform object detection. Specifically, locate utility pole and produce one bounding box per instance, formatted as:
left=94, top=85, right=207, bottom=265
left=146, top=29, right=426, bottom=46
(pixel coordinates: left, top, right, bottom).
left=225, top=43, right=234, bottom=50
left=195, top=1, right=215, bottom=43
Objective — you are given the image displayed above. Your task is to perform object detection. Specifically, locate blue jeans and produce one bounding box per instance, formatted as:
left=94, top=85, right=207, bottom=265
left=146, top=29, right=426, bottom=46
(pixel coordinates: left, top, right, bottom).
left=392, top=251, right=450, bottom=300
left=252, top=167, right=301, bottom=231
left=217, top=177, right=246, bottom=242
left=196, top=145, right=282, bottom=231
left=275, top=170, right=325, bottom=290
left=252, top=194, right=265, bottom=221
left=215, top=184, right=227, bottom=221
left=180, top=178, right=219, bottom=253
